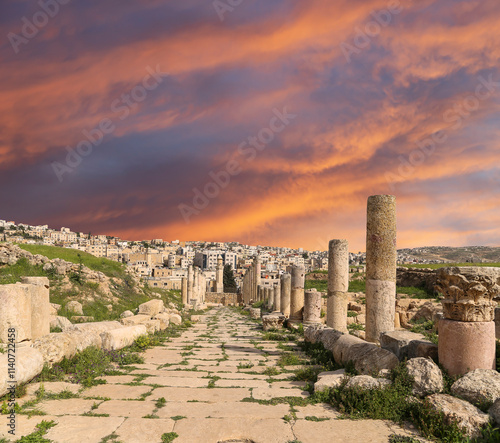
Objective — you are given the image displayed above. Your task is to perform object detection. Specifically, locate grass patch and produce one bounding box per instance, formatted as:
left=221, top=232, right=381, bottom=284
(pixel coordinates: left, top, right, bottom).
left=397, top=286, right=435, bottom=299
left=161, top=432, right=179, bottom=443
left=17, top=420, right=56, bottom=442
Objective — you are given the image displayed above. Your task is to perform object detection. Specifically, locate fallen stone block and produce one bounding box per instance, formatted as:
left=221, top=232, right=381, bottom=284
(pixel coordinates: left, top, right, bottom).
left=67, top=321, right=123, bottom=335
left=380, top=330, right=426, bottom=360
left=100, top=325, right=148, bottom=351
left=262, top=313, right=286, bottom=331
left=345, top=375, right=392, bottom=390
left=0, top=347, right=44, bottom=397
left=333, top=334, right=399, bottom=375
left=32, top=332, right=79, bottom=364
left=407, top=339, right=438, bottom=362
left=426, top=394, right=490, bottom=439
left=314, top=369, right=346, bottom=392
left=451, top=369, right=500, bottom=406
left=153, top=313, right=170, bottom=330
left=142, top=319, right=161, bottom=334
left=21, top=277, right=51, bottom=340
left=66, top=301, right=84, bottom=315
left=168, top=314, right=182, bottom=325
left=0, top=283, right=32, bottom=343
left=120, top=315, right=152, bottom=326
left=138, top=299, right=165, bottom=317
left=249, top=308, right=261, bottom=319
left=406, top=357, right=443, bottom=397
left=120, top=310, right=134, bottom=319
left=50, top=315, right=73, bottom=331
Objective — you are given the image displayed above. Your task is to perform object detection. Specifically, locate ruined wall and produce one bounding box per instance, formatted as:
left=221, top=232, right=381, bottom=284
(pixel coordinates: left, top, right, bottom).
left=205, top=292, right=240, bottom=305
left=396, top=267, right=438, bottom=293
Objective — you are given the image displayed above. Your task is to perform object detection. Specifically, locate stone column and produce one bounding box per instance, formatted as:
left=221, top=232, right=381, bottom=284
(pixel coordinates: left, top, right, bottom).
left=289, top=265, right=305, bottom=324
left=274, top=284, right=281, bottom=313
left=0, top=284, right=32, bottom=343
left=255, top=256, right=261, bottom=300
left=281, top=273, right=291, bottom=317
left=181, top=277, right=188, bottom=305
left=267, top=287, right=273, bottom=310
left=216, top=256, right=224, bottom=293
left=365, top=195, right=397, bottom=343
left=187, top=265, right=194, bottom=304
left=327, top=239, right=349, bottom=333
left=437, top=267, right=498, bottom=376
left=304, top=289, right=322, bottom=326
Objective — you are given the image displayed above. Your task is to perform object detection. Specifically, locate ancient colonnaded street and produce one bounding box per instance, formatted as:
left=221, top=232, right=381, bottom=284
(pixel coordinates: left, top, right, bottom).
left=4, top=308, right=422, bottom=443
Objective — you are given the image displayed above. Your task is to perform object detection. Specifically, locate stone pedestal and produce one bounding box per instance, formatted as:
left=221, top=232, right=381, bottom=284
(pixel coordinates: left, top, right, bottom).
left=303, top=290, right=322, bottom=325
left=327, top=239, right=349, bottom=333
left=289, top=265, right=305, bottom=324
left=281, top=273, right=291, bottom=317
left=216, top=257, right=224, bottom=293
left=365, top=195, right=397, bottom=343
left=438, top=319, right=495, bottom=376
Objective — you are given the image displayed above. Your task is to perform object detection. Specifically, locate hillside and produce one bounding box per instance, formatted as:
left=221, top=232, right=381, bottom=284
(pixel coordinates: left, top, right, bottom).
left=0, top=242, right=181, bottom=322
left=399, top=246, right=500, bottom=264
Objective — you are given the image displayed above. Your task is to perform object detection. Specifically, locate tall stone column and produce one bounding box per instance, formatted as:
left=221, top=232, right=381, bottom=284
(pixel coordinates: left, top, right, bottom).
left=274, top=283, right=281, bottom=312
left=187, top=265, right=194, bottom=304
left=289, top=265, right=305, bottom=324
left=181, top=277, right=188, bottom=305
left=267, top=287, right=273, bottom=310
left=365, top=195, right=397, bottom=343
left=216, top=256, right=224, bottom=293
left=281, top=273, right=291, bottom=317
left=327, top=239, right=349, bottom=333
left=304, top=289, right=322, bottom=326
left=255, top=256, right=261, bottom=301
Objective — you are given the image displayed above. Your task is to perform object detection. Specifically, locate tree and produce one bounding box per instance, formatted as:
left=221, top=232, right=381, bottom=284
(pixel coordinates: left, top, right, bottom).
left=302, top=252, right=309, bottom=259
left=223, top=264, right=237, bottom=293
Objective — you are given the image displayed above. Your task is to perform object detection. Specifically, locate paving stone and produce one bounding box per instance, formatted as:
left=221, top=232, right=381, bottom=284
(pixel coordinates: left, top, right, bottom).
left=97, top=375, right=137, bottom=384
left=173, top=417, right=295, bottom=442
left=25, top=382, right=81, bottom=397
left=0, top=415, right=58, bottom=441
left=95, top=400, right=157, bottom=417
left=45, top=416, right=125, bottom=443
left=143, top=376, right=212, bottom=388
left=156, top=401, right=289, bottom=419
left=252, top=387, right=310, bottom=400
left=83, top=384, right=152, bottom=400
left=114, top=418, right=175, bottom=443
left=293, top=418, right=421, bottom=443
left=215, top=379, right=270, bottom=389
left=150, top=387, right=251, bottom=403
left=39, top=399, right=97, bottom=416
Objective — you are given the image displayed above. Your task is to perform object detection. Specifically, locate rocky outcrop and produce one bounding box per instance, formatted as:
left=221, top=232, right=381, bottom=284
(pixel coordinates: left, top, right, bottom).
left=451, top=369, right=500, bottom=406
left=426, top=394, right=490, bottom=438
left=406, top=357, right=443, bottom=397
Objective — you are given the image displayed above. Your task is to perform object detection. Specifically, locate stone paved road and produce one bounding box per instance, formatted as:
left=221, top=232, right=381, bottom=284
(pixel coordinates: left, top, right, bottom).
left=3, top=308, right=421, bottom=443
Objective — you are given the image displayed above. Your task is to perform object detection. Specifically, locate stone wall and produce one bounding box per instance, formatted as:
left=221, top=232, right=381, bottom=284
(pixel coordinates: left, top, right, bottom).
left=205, top=292, right=240, bottom=305
left=396, top=267, right=438, bottom=293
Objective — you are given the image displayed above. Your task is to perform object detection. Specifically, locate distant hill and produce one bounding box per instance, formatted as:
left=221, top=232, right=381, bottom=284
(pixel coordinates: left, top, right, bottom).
left=399, top=246, right=500, bottom=265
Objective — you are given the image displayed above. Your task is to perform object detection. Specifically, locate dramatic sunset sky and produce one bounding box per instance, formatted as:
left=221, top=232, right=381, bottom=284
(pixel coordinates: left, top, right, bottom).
left=1, top=0, right=499, bottom=251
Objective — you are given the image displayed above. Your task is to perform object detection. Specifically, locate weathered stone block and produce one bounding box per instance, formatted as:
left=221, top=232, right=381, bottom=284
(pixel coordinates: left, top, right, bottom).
left=66, top=301, right=84, bottom=315
left=0, top=284, right=32, bottom=343
left=451, top=369, right=500, bottom=406
left=406, top=357, right=443, bottom=397
left=380, top=330, right=425, bottom=360
left=21, top=277, right=51, bottom=340
left=262, top=313, right=286, bottom=331
left=138, top=299, right=165, bottom=317
left=0, top=347, right=44, bottom=397
left=100, top=325, right=147, bottom=350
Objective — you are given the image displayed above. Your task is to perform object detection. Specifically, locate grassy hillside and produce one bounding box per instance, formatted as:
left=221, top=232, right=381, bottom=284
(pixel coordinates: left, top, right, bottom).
left=17, top=244, right=125, bottom=278
left=0, top=244, right=181, bottom=322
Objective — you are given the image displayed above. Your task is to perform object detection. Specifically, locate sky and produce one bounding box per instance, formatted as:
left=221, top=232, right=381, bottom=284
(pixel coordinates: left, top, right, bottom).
left=1, top=0, right=499, bottom=252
